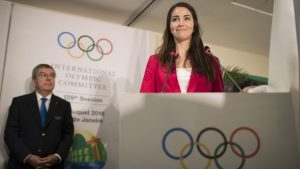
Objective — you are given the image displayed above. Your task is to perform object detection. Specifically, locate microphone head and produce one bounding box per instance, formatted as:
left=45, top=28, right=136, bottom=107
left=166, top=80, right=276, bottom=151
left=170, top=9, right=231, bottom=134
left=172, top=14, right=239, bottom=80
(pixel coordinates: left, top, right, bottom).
left=170, top=51, right=177, bottom=57
left=204, top=46, right=211, bottom=53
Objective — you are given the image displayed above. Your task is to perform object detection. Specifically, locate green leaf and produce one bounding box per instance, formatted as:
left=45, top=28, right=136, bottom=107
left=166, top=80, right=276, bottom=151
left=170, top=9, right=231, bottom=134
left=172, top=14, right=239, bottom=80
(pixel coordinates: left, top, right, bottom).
left=222, top=65, right=249, bottom=85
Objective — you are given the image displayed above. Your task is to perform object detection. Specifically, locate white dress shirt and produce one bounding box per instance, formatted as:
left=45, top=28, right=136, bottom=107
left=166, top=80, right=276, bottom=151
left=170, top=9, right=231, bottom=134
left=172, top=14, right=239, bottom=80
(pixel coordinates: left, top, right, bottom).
left=176, top=68, right=192, bottom=93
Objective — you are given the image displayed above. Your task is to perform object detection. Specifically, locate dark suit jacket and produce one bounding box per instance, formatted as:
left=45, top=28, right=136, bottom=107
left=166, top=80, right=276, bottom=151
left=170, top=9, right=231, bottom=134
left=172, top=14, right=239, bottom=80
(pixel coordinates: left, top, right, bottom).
left=4, top=92, right=74, bottom=169
left=140, top=54, right=224, bottom=92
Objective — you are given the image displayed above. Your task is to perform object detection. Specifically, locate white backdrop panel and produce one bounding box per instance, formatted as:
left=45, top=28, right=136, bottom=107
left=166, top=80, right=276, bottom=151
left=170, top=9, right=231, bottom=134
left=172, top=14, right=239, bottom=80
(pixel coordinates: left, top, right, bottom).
left=0, top=1, right=12, bottom=167
left=0, top=3, right=150, bottom=169
left=0, top=1, right=11, bottom=96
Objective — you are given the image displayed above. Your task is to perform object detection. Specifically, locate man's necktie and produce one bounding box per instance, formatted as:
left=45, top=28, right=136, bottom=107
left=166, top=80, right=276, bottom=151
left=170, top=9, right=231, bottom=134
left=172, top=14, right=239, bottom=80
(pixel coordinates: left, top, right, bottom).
left=40, top=97, right=47, bottom=127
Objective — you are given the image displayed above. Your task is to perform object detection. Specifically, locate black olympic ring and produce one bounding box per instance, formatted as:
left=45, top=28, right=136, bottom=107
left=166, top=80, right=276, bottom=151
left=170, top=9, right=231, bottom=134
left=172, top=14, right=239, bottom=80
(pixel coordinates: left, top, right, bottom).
left=77, top=35, right=95, bottom=52
left=196, top=127, right=227, bottom=159
left=57, top=32, right=113, bottom=61
left=162, top=127, right=260, bottom=169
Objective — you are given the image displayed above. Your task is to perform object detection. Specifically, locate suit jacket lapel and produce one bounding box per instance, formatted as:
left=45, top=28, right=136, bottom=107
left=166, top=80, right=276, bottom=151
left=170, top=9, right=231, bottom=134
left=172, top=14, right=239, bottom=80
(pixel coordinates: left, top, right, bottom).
left=45, top=94, right=58, bottom=128
left=28, top=92, right=43, bottom=128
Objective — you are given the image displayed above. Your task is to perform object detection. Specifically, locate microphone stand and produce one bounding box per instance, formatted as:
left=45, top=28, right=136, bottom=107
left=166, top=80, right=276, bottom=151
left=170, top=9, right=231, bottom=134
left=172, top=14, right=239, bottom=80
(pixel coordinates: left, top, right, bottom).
left=219, top=63, right=243, bottom=92
left=204, top=46, right=242, bottom=92
left=161, top=55, right=175, bottom=93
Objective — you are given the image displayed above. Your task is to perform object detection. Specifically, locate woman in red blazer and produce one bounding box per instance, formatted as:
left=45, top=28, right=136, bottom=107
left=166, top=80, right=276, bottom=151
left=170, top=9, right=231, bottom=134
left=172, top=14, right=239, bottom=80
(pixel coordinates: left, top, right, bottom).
left=140, top=2, right=224, bottom=93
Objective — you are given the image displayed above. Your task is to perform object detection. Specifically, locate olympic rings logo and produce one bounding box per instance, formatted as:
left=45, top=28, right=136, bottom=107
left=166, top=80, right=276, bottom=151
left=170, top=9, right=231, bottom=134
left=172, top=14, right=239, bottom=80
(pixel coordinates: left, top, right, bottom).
left=162, top=127, right=260, bottom=169
left=57, top=32, right=113, bottom=61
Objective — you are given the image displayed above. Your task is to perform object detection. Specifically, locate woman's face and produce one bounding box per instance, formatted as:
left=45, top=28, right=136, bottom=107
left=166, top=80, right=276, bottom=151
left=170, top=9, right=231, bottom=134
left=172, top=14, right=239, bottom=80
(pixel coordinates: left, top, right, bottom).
left=170, top=7, right=194, bottom=43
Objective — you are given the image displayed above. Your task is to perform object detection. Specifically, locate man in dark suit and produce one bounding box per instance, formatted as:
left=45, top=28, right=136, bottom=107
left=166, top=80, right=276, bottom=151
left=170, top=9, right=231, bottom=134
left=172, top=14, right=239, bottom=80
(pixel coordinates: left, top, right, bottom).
left=4, top=64, right=74, bottom=169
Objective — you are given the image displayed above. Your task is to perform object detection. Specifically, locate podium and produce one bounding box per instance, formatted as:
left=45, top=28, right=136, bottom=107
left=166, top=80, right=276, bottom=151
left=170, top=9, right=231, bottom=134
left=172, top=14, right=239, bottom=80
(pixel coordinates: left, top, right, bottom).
left=112, top=93, right=300, bottom=169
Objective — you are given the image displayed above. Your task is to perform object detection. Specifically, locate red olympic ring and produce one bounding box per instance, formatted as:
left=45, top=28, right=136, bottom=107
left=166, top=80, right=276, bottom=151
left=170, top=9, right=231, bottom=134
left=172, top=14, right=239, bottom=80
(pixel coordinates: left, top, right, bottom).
left=230, top=127, right=260, bottom=158
left=96, top=38, right=113, bottom=55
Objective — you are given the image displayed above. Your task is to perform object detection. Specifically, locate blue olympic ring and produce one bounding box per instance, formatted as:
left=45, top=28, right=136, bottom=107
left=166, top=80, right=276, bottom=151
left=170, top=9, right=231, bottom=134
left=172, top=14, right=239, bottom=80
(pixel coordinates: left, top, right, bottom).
left=162, top=127, right=194, bottom=160
left=57, top=32, right=76, bottom=49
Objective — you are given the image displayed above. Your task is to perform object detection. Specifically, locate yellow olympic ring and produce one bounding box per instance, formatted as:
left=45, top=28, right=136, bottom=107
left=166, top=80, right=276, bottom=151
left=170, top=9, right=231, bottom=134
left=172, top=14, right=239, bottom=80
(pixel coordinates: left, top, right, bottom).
left=66, top=41, right=85, bottom=59
left=179, top=142, right=212, bottom=169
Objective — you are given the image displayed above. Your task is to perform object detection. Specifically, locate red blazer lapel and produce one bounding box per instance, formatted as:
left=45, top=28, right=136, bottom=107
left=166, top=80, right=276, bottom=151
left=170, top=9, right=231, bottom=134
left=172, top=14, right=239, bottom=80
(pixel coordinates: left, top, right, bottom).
left=168, top=71, right=181, bottom=92
left=187, top=71, right=199, bottom=92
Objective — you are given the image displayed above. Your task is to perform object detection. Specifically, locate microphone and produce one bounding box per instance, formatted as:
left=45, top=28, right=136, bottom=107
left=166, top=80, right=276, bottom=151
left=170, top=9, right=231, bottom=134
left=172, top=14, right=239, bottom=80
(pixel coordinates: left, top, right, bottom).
left=204, top=46, right=242, bottom=92
left=161, top=51, right=176, bottom=92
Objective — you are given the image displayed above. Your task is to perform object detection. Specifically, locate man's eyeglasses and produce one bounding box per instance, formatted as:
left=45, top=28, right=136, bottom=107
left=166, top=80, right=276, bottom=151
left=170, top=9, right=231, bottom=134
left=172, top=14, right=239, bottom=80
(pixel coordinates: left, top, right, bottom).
left=36, top=73, right=56, bottom=79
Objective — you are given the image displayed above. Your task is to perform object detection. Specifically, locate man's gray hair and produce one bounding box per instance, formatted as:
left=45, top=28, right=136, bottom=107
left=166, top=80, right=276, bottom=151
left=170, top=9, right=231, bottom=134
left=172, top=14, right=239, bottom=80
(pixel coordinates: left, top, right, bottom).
left=32, top=64, right=55, bottom=79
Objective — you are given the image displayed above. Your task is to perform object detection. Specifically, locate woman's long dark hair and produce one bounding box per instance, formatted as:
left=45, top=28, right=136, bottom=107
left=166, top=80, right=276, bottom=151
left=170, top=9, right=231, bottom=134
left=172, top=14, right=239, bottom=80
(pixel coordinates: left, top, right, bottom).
left=157, top=2, right=215, bottom=82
